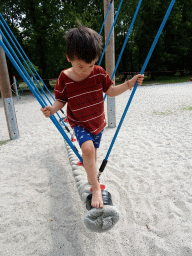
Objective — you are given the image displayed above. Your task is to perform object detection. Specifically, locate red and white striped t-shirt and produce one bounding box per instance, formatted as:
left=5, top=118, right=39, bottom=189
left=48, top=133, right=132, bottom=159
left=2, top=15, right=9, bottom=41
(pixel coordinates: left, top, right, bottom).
left=54, top=65, right=113, bottom=135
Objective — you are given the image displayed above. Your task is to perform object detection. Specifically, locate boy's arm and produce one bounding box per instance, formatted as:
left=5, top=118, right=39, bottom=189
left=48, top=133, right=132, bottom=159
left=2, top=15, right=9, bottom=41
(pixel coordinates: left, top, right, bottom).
left=41, top=100, right=66, bottom=117
left=51, top=100, right=66, bottom=114
left=106, top=74, right=144, bottom=97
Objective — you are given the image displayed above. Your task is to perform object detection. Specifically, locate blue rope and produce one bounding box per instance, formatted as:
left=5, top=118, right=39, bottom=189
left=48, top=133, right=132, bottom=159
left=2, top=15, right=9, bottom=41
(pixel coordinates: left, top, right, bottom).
left=98, top=0, right=124, bottom=66
left=0, top=28, right=46, bottom=105
left=0, top=37, right=83, bottom=163
left=0, top=21, right=50, bottom=101
left=99, top=0, right=176, bottom=173
left=0, top=15, right=69, bottom=130
left=99, top=0, right=113, bottom=35
left=0, top=14, right=54, bottom=101
left=103, top=0, right=143, bottom=101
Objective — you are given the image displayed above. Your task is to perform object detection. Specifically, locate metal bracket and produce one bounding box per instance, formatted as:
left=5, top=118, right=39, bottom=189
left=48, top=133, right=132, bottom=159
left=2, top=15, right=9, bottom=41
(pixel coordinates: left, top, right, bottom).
left=107, top=96, right=116, bottom=128
left=4, top=97, right=19, bottom=139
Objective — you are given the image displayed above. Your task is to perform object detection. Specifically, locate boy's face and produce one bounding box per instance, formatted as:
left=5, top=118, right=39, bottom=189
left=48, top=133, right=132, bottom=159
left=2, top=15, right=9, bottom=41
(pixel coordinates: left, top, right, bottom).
left=67, top=56, right=97, bottom=79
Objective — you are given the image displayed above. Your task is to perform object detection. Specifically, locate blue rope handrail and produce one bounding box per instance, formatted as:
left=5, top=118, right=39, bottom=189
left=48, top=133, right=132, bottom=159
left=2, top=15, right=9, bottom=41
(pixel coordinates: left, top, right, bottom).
left=0, top=14, right=71, bottom=132
left=98, top=0, right=124, bottom=66
left=103, top=0, right=143, bottom=101
left=98, top=0, right=176, bottom=177
left=99, top=0, right=113, bottom=35
left=0, top=14, right=55, bottom=102
left=0, top=36, right=83, bottom=163
left=0, top=28, right=46, bottom=105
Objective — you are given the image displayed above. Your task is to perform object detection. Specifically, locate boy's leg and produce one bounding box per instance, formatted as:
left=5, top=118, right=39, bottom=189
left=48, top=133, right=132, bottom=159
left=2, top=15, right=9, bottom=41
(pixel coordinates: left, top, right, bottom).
left=95, top=148, right=97, bottom=163
left=81, top=140, right=103, bottom=209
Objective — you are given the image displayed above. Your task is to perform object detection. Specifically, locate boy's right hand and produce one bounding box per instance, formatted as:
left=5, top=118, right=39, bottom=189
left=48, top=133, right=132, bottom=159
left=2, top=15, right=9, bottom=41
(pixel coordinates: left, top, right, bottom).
left=41, top=106, right=53, bottom=118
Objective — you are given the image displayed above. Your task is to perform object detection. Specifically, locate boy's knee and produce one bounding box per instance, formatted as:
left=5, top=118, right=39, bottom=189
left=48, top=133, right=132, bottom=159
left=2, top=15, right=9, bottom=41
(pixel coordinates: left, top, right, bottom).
left=81, top=141, right=95, bottom=157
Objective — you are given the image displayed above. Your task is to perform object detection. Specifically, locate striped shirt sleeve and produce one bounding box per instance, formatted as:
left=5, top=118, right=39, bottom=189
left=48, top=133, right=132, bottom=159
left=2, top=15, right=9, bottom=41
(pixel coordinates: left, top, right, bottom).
left=100, top=67, right=113, bottom=93
left=54, top=72, right=68, bottom=104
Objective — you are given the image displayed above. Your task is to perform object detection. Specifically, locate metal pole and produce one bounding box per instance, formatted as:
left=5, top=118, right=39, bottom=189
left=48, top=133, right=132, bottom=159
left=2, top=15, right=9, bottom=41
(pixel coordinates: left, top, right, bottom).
left=0, top=35, right=19, bottom=139
left=13, top=76, right=20, bottom=100
left=104, top=0, right=116, bottom=128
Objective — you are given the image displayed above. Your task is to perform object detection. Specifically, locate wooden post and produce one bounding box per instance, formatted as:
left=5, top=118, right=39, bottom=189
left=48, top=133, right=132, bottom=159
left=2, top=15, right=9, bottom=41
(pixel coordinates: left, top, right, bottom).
left=104, top=0, right=116, bottom=128
left=0, top=35, right=19, bottom=139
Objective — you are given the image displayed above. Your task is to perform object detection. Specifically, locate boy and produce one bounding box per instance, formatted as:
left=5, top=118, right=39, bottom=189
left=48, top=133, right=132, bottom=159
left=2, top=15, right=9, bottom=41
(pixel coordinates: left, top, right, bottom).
left=41, top=26, right=144, bottom=209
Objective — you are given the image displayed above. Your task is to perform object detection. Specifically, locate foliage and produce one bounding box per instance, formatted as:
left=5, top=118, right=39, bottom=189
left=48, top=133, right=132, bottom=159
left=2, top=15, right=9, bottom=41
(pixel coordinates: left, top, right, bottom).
left=0, top=0, right=192, bottom=80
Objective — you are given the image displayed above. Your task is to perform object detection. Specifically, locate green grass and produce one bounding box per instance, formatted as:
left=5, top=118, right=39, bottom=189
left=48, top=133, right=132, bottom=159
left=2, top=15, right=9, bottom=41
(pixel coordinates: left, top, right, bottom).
left=153, top=110, right=175, bottom=116
left=181, top=106, right=192, bottom=111
left=49, top=80, right=57, bottom=88
left=116, top=73, right=192, bottom=85
left=142, top=74, right=192, bottom=85
left=18, top=79, right=57, bottom=90
left=153, top=105, right=192, bottom=116
left=0, top=140, right=10, bottom=146
left=19, top=81, right=44, bottom=89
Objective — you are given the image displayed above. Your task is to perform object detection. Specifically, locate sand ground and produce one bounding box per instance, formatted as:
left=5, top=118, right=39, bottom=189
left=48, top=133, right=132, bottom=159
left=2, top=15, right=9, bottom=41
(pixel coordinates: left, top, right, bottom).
left=0, top=82, right=192, bottom=256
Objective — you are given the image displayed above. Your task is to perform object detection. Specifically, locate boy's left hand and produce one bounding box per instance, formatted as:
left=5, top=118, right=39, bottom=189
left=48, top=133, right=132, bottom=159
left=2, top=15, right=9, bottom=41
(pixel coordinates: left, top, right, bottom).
left=129, top=74, right=144, bottom=88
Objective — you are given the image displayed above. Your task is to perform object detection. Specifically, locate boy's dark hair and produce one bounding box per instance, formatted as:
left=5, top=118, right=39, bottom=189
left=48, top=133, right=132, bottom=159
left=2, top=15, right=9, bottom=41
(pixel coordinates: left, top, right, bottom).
left=65, top=26, right=103, bottom=63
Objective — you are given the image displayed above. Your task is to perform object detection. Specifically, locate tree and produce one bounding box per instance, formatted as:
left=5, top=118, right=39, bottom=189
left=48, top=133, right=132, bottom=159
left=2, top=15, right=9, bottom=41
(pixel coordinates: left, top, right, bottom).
left=1, top=0, right=192, bottom=81
left=1, top=0, right=104, bottom=80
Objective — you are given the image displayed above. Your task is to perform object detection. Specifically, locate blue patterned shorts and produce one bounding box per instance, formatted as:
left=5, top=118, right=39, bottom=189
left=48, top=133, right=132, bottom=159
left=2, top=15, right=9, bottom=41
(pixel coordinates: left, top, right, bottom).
left=73, top=126, right=104, bottom=148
